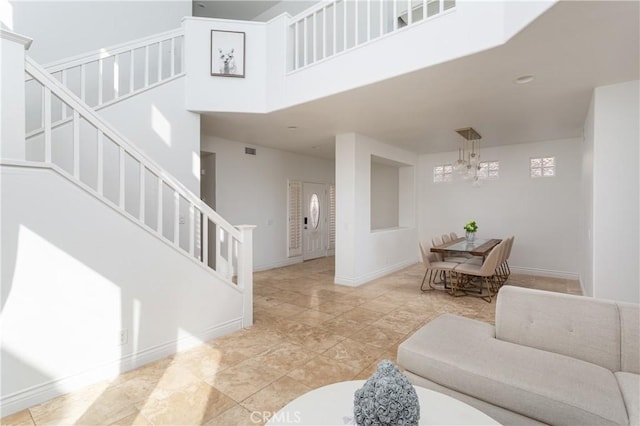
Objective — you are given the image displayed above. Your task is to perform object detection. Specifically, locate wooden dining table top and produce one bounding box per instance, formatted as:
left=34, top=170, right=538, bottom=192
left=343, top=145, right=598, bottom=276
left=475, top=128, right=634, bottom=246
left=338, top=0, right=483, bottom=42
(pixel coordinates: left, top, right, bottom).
left=430, top=237, right=502, bottom=257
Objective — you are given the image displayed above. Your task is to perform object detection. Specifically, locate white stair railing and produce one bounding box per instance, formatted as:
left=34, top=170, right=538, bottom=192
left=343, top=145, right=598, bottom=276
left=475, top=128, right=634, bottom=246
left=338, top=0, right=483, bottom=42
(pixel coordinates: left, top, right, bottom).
left=288, top=0, right=455, bottom=71
left=25, top=29, right=184, bottom=141
left=24, top=56, right=250, bottom=290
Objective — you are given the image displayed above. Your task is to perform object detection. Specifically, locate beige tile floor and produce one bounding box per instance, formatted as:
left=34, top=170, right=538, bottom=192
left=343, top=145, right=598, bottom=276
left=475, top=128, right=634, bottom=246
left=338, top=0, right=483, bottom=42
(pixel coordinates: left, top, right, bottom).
left=2, top=258, right=581, bottom=426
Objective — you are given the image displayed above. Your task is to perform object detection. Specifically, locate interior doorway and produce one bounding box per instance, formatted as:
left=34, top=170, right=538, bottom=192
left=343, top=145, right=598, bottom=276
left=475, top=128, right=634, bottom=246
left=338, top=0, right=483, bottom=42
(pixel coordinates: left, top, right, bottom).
left=200, top=152, right=216, bottom=267
left=201, top=152, right=216, bottom=210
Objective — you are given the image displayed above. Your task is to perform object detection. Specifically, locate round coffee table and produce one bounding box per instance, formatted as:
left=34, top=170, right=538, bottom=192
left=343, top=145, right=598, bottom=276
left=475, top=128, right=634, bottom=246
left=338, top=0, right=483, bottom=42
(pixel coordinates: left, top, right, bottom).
left=266, top=380, right=500, bottom=425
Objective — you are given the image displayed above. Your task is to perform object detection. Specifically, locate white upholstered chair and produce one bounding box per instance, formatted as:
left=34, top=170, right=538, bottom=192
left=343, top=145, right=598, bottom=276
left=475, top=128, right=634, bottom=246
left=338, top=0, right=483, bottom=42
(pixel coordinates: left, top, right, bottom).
left=419, top=242, right=458, bottom=292
left=453, top=240, right=506, bottom=302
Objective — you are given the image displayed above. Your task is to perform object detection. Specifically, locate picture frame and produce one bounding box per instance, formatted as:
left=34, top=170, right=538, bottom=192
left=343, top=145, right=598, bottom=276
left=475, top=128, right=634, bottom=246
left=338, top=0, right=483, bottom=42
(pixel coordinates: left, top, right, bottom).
left=210, top=30, right=245, bottom=78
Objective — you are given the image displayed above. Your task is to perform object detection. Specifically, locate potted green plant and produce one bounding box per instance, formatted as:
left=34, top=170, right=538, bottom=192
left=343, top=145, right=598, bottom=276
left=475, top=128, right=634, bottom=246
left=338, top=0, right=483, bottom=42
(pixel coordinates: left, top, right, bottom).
left=463, top=221, right=478, bottom=242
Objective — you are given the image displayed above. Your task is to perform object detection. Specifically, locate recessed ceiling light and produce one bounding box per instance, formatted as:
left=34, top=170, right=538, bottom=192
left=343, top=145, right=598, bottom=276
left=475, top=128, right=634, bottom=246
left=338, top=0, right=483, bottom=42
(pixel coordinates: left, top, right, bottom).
left=514, top=75, right=535, bottom=85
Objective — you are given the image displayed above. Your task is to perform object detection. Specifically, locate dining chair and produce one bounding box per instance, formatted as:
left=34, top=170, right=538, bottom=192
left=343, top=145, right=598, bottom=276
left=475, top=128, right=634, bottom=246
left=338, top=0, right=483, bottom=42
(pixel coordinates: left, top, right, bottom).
left=442, top=234, right=451, bottom=243
left=495, top=239, right=510, bottom=287
left=504, top=236, right=515, bottom=278
left=453, top=240, right=505, bottom=302
left=419, top=242, right=458, bottom=291
left=450, top=232, right=459, bottom=240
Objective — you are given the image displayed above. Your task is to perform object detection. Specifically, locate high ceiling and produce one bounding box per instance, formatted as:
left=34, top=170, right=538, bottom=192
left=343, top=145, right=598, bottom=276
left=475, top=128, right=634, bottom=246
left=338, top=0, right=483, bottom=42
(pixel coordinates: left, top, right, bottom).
left=200, top=1, right=640, bottom=159
left=193, top=0, right=281, bottom=20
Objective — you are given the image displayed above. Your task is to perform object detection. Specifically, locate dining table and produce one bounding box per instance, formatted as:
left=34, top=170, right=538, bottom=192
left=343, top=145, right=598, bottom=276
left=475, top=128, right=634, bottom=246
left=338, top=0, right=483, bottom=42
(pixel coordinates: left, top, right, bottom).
left=430, top=237, right=501, bottom=260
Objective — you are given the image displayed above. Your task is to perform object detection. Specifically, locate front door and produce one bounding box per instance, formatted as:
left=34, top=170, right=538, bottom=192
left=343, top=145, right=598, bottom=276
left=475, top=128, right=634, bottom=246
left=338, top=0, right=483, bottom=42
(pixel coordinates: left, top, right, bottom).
left=303, top=182, right=327, bottom=260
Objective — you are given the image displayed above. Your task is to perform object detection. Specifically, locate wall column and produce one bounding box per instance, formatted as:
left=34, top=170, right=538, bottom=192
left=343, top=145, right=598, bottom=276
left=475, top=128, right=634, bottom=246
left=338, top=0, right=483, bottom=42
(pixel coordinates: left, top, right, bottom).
left=334, top=133, right=358, bottom=284
left=591, top=80, right=639, bottom=303
left=0, top=30, right=32, bottom=161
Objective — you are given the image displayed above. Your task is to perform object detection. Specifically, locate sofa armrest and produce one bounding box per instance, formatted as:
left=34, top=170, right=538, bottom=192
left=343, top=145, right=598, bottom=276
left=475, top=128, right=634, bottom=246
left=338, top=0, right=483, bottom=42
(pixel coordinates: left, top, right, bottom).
left=398, top=313, right=628, bottom=426
left=495, top=286, right=621, bottom=371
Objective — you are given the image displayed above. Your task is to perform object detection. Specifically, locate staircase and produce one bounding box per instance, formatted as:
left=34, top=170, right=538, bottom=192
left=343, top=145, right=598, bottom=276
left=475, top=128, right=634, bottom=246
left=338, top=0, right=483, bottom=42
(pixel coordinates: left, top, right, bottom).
left=0, top=28, right=254, bottom=415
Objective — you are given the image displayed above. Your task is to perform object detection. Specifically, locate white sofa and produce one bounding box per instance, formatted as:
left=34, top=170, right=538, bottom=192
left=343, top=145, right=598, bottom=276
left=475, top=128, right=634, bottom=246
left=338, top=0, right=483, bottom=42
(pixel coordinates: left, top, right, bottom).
left=397, top=286, right=639, bottom=425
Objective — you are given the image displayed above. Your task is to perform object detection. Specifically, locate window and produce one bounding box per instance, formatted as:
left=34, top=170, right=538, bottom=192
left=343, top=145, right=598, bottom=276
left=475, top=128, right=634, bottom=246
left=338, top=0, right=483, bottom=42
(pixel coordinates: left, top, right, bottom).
left=309, top=193, right=320, bottom=230
left=287, top=180, right=302, bottom=257
left=433, top=164, right=453, bottom=183
left=478, top=161, right=499, bottom=179
left=530, top=157, right=555, bottom=178
left=328, top=185, right=335, bottom=251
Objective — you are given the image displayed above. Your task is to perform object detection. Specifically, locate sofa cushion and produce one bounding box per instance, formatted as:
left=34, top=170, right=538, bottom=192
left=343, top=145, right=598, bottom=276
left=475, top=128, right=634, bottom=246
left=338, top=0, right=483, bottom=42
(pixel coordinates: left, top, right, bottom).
left=398, top=314, right=629, bottom=426
left=618, top=302, right=640, bottom=374
left=615, top=372, right=639, bottom=426
left=495, top=286, right=621, bottom=371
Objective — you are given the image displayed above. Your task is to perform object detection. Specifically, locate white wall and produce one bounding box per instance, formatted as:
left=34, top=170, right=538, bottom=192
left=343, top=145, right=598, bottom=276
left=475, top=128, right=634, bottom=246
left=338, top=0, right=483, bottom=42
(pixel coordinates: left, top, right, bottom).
left=0, top=165, right=244, bottom=415
left=419, top=138, right=582, bottom=278
left=200, top=136, right=334, bottom=271
left=371, top=160, right=399, bottom=230
left=580, top=95, right=595, bottom=296
left=590, top=80, right=639, bottom=303
left=7, top=1, right=190, bottom=63
left=23, top=77, right=201, bottom=246
left=335, top=133, right=418, bottom=286
left=99, top=77, right=201, bottom=195
left=183, top=17, right=267, bottom=113
left=184, top=1, right=554, bottom=114
left=0, top=30, right=30, bottom=160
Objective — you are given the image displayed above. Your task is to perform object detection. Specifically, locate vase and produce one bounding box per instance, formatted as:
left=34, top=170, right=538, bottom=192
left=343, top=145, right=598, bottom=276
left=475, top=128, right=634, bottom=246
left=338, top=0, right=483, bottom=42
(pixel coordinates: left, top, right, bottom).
left=465, top=231, right=476, bottom=242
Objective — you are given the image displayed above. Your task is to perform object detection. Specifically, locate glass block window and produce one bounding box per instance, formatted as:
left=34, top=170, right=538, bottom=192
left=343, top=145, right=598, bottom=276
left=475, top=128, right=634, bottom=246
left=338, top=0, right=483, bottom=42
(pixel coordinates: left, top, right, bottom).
left=530, top=157, right=555, bottom=178
left=478, top=161, right=499, bottom=179
left=433, top=164, right=453, bottom=183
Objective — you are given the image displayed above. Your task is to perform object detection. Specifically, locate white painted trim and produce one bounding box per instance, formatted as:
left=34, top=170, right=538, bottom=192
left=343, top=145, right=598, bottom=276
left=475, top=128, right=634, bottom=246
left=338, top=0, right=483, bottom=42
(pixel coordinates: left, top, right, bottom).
left=334, top=258, right=418, bottom=287
left=370, top=226, right=410, bottom=234
left=42, top=28, right=183, bottom=72
left=182, top=16, right=267, bottom=27
left=254, top=257, right=302, bottom=272
left=510, top=265, right=580, bottom=281
left=0, top=318, right=242, bottom=416
left=24, top=57, right=241, bottom=242
left=287, top=6, right=457, bottom=74
left=578, top=275, right=588, bottom=297
left=0, top=29, right=33, bottom=49
left=0, top=161, right=243, bottom=293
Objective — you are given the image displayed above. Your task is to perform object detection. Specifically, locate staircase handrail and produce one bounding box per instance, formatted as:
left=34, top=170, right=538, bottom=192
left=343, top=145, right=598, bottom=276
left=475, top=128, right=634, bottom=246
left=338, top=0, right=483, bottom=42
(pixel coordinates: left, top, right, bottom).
left=24, top=55, right=242, bottom=242
left=39, top=28, right=184, bottom=75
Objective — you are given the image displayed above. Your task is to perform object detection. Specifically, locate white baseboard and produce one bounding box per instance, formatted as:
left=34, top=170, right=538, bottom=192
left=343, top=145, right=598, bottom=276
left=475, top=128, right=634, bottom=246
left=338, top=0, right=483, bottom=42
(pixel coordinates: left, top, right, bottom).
left=254, top=257, right=302, bottom=272
left=0, top=318, right=242, bottom=417
left=334, top=258, right=417, bottom=287
left=578, top=275, right=589, bottom=296
left=510, top=265, right=579, bottom=281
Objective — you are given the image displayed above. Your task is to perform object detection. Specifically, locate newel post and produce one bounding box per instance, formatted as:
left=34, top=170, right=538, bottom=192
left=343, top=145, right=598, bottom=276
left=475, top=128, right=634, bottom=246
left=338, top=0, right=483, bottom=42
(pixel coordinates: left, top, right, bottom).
left=0, top=30, right=32, bottom=161
left=236, top=225, right=256, bottom=328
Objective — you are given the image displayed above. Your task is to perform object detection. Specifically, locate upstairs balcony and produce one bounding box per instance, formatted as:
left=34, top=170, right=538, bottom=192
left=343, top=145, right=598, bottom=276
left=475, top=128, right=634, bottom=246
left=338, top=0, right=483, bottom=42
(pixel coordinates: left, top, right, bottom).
left=183, top=0, right=556, bottom=114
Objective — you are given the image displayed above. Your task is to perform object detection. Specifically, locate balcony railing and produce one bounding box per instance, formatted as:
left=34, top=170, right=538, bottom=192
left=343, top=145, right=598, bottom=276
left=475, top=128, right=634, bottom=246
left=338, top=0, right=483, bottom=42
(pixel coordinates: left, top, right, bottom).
left=288, top=0, right=455, bottom=71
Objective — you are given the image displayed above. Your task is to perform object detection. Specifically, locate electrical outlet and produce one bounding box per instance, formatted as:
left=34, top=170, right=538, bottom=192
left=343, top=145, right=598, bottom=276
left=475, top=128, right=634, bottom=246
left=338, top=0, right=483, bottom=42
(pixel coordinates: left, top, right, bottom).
left=119, top=329, right=128, bottom=346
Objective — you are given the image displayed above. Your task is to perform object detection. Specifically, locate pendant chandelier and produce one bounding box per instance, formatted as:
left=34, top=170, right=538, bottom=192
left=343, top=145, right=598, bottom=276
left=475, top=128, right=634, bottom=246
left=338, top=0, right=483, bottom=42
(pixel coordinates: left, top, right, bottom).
left=453, top=127, right=482, bottom=186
